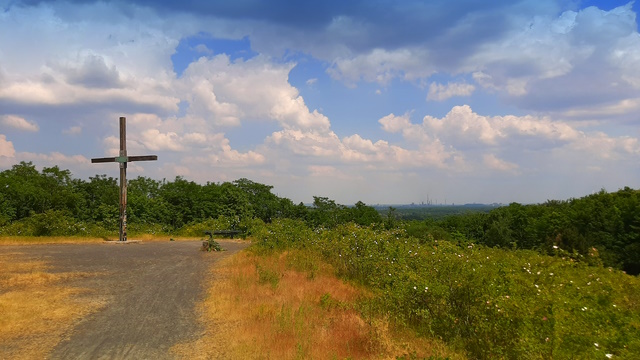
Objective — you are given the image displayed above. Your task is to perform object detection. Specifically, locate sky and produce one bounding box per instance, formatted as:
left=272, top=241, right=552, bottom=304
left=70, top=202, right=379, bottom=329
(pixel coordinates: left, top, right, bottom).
left=1, top=0, right=639, bottom=205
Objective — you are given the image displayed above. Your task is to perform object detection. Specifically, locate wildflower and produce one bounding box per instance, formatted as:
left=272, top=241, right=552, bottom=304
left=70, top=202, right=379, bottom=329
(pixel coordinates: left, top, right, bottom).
left=549, top=273, right=553, bottom=276
left=553, top=245, right=558, bottom=249
left=606, top=354, right=613, bottom=358
left=413, top=286, right=417, bottom=290
left=594, top=343, right=599, bottom=348
left=582, top=307, right=588, bottom=311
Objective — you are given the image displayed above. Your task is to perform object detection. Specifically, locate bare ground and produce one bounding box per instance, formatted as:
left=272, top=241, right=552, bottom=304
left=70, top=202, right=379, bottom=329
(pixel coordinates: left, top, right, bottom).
left=0, top=239, right=248, bottom=360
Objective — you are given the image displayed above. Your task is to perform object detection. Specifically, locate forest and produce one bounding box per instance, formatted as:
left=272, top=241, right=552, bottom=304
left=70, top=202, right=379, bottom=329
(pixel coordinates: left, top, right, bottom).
left=2, top=161, right=640, bottom=358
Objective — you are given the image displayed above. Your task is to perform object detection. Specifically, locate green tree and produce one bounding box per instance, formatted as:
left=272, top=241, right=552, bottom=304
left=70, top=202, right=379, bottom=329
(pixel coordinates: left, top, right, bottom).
left=351, top=201, right=382, bottom=226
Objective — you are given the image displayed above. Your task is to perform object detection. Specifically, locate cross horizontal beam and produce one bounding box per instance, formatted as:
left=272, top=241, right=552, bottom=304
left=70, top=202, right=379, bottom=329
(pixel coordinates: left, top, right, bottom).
left=91, top=155, right=158, bottom=163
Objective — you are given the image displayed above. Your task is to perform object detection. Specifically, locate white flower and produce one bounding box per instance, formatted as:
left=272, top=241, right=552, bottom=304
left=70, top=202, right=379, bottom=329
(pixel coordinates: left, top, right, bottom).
left=594, top=343, right=599, bottom=347
left=413, top=286, right=417, bottom=290
left=553, top=245, right=558, bottom=249
left=606, top=354, right=613, bottom=358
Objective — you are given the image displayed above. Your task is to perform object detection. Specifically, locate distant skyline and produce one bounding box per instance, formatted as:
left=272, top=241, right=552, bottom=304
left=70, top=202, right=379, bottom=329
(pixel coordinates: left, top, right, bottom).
left=1, top=0, right=639, bottom=205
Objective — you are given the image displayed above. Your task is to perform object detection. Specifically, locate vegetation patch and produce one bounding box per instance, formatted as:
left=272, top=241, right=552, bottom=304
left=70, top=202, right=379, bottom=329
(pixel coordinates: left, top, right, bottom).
left=171, top=249, right=459, bottom=359
left=250, top=220, right=640, bottom=359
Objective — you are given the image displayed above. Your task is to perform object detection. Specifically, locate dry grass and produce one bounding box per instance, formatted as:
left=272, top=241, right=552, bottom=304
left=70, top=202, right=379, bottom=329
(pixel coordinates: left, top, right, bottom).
left=0, top=253, right=103, bottom=359
left=0, top=235, right=204, bottom=245
left=0, top=236, right=107, bottom=245
left=172, top=249, right=463, bottom=360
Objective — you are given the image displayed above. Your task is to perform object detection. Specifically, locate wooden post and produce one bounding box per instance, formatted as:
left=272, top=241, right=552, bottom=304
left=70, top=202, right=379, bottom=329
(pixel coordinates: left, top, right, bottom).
left=119, top=117, right=128, bottom=242
left=91, top=117, right=158, bottom=242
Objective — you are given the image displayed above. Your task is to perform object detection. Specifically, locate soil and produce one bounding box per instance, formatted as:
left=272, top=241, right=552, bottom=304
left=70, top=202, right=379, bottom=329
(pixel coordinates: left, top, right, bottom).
left=2, top=239, right=248, bottom=360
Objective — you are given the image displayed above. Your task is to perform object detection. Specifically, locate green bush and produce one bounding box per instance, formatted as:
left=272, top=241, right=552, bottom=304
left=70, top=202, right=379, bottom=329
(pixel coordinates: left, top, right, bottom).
left=0, top=210, right=98, bottom=236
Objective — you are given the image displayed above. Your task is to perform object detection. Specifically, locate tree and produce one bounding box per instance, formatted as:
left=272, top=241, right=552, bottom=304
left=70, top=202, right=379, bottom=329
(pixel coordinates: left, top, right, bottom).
left=351, top=201, right=382, bottom=226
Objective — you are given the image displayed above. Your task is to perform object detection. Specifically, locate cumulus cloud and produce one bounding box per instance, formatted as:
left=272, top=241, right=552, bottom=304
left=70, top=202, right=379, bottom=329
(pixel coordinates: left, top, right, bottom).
left=427, top=82, right=475, bottom=101
left=180, top=54, right=330, bottom=131
left=0, top=135, right=15, bottom=158
left=328, top=48, right=434, bottom=85
left=0, top=1, right=180, bottom=115
left=467, top=4, right=640, bottom=119
left=61, top=54, right=123, bottom=89
left=420, top=105, right=580, bottom=149
left=375, top=105, right=640, bottom=175
left=1, top=115, right=39, bottom=132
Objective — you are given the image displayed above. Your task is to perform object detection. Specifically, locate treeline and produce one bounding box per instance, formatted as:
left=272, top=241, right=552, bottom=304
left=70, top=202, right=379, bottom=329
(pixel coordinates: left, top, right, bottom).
left=0, top=162, right=382, bottom=235
left=408, top=188, right=640, bottom=274
left=1, top=161, right=639, bottom=274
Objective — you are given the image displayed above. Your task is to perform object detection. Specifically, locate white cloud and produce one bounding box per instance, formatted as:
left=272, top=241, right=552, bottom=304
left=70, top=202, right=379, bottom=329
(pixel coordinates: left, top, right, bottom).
left=466, top=4, right=640, bottom=118
left=306, top=78, right=317, bottom=86
left=427, top=82, right=475, bottom=101
left=421, top=105, right=580, bottom=149
left=0, top=135, right=15, bottom=158
left=1, top=115, right=39, bottom=132
left=328, top=47, right=435, bottom=85
left=140, top=129, right=184, bottom=152
left=180, top=55, right=330, bottom=131
left=483, top=154, right=519, bottom=173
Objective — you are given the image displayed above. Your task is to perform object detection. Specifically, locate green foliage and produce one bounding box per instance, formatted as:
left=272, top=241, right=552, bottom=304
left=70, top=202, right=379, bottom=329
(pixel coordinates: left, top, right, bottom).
left=254, top=220, right=640, bottom=359
left=0, top=210, right=108, bottom=237
left=425, top=187, right=640, bottom=275
left=202, top=237, right=223, bottom=252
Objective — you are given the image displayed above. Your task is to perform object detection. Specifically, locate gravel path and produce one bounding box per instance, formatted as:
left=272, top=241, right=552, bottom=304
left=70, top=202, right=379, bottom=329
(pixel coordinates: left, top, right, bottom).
left=4, top=240, right=248, bottom=360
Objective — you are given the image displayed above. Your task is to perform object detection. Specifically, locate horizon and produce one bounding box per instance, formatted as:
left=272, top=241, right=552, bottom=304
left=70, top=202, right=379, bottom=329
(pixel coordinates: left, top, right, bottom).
left=1, top=0, right=639, bottom=205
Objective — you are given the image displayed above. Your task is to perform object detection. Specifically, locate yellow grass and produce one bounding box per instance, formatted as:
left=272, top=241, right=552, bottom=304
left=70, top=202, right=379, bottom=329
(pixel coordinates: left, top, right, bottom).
left=172, top=249, right=464, bottom=360
left=0, top=253, right=103, bottom=359
left=0, top=235, right=203, bottom=245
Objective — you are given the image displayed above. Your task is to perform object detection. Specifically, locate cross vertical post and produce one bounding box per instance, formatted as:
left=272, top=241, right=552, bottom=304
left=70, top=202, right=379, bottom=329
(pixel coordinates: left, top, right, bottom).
left=119, top=117, right=128, bottom=242
left=91, top=117, right=158, bottom=242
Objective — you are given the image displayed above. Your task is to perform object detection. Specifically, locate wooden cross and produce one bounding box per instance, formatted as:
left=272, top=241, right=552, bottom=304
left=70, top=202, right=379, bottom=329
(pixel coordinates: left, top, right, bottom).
left=91, top=117, right=158, bottom=242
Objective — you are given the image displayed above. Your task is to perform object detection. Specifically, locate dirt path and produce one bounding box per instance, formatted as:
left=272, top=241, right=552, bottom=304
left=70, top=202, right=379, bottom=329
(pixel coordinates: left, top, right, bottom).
left=3, top=240, right=248, bottom=360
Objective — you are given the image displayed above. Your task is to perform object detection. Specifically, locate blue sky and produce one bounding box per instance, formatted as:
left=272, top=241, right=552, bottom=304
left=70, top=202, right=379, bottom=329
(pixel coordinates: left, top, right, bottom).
left=1, top=0, right=639, bottom=205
